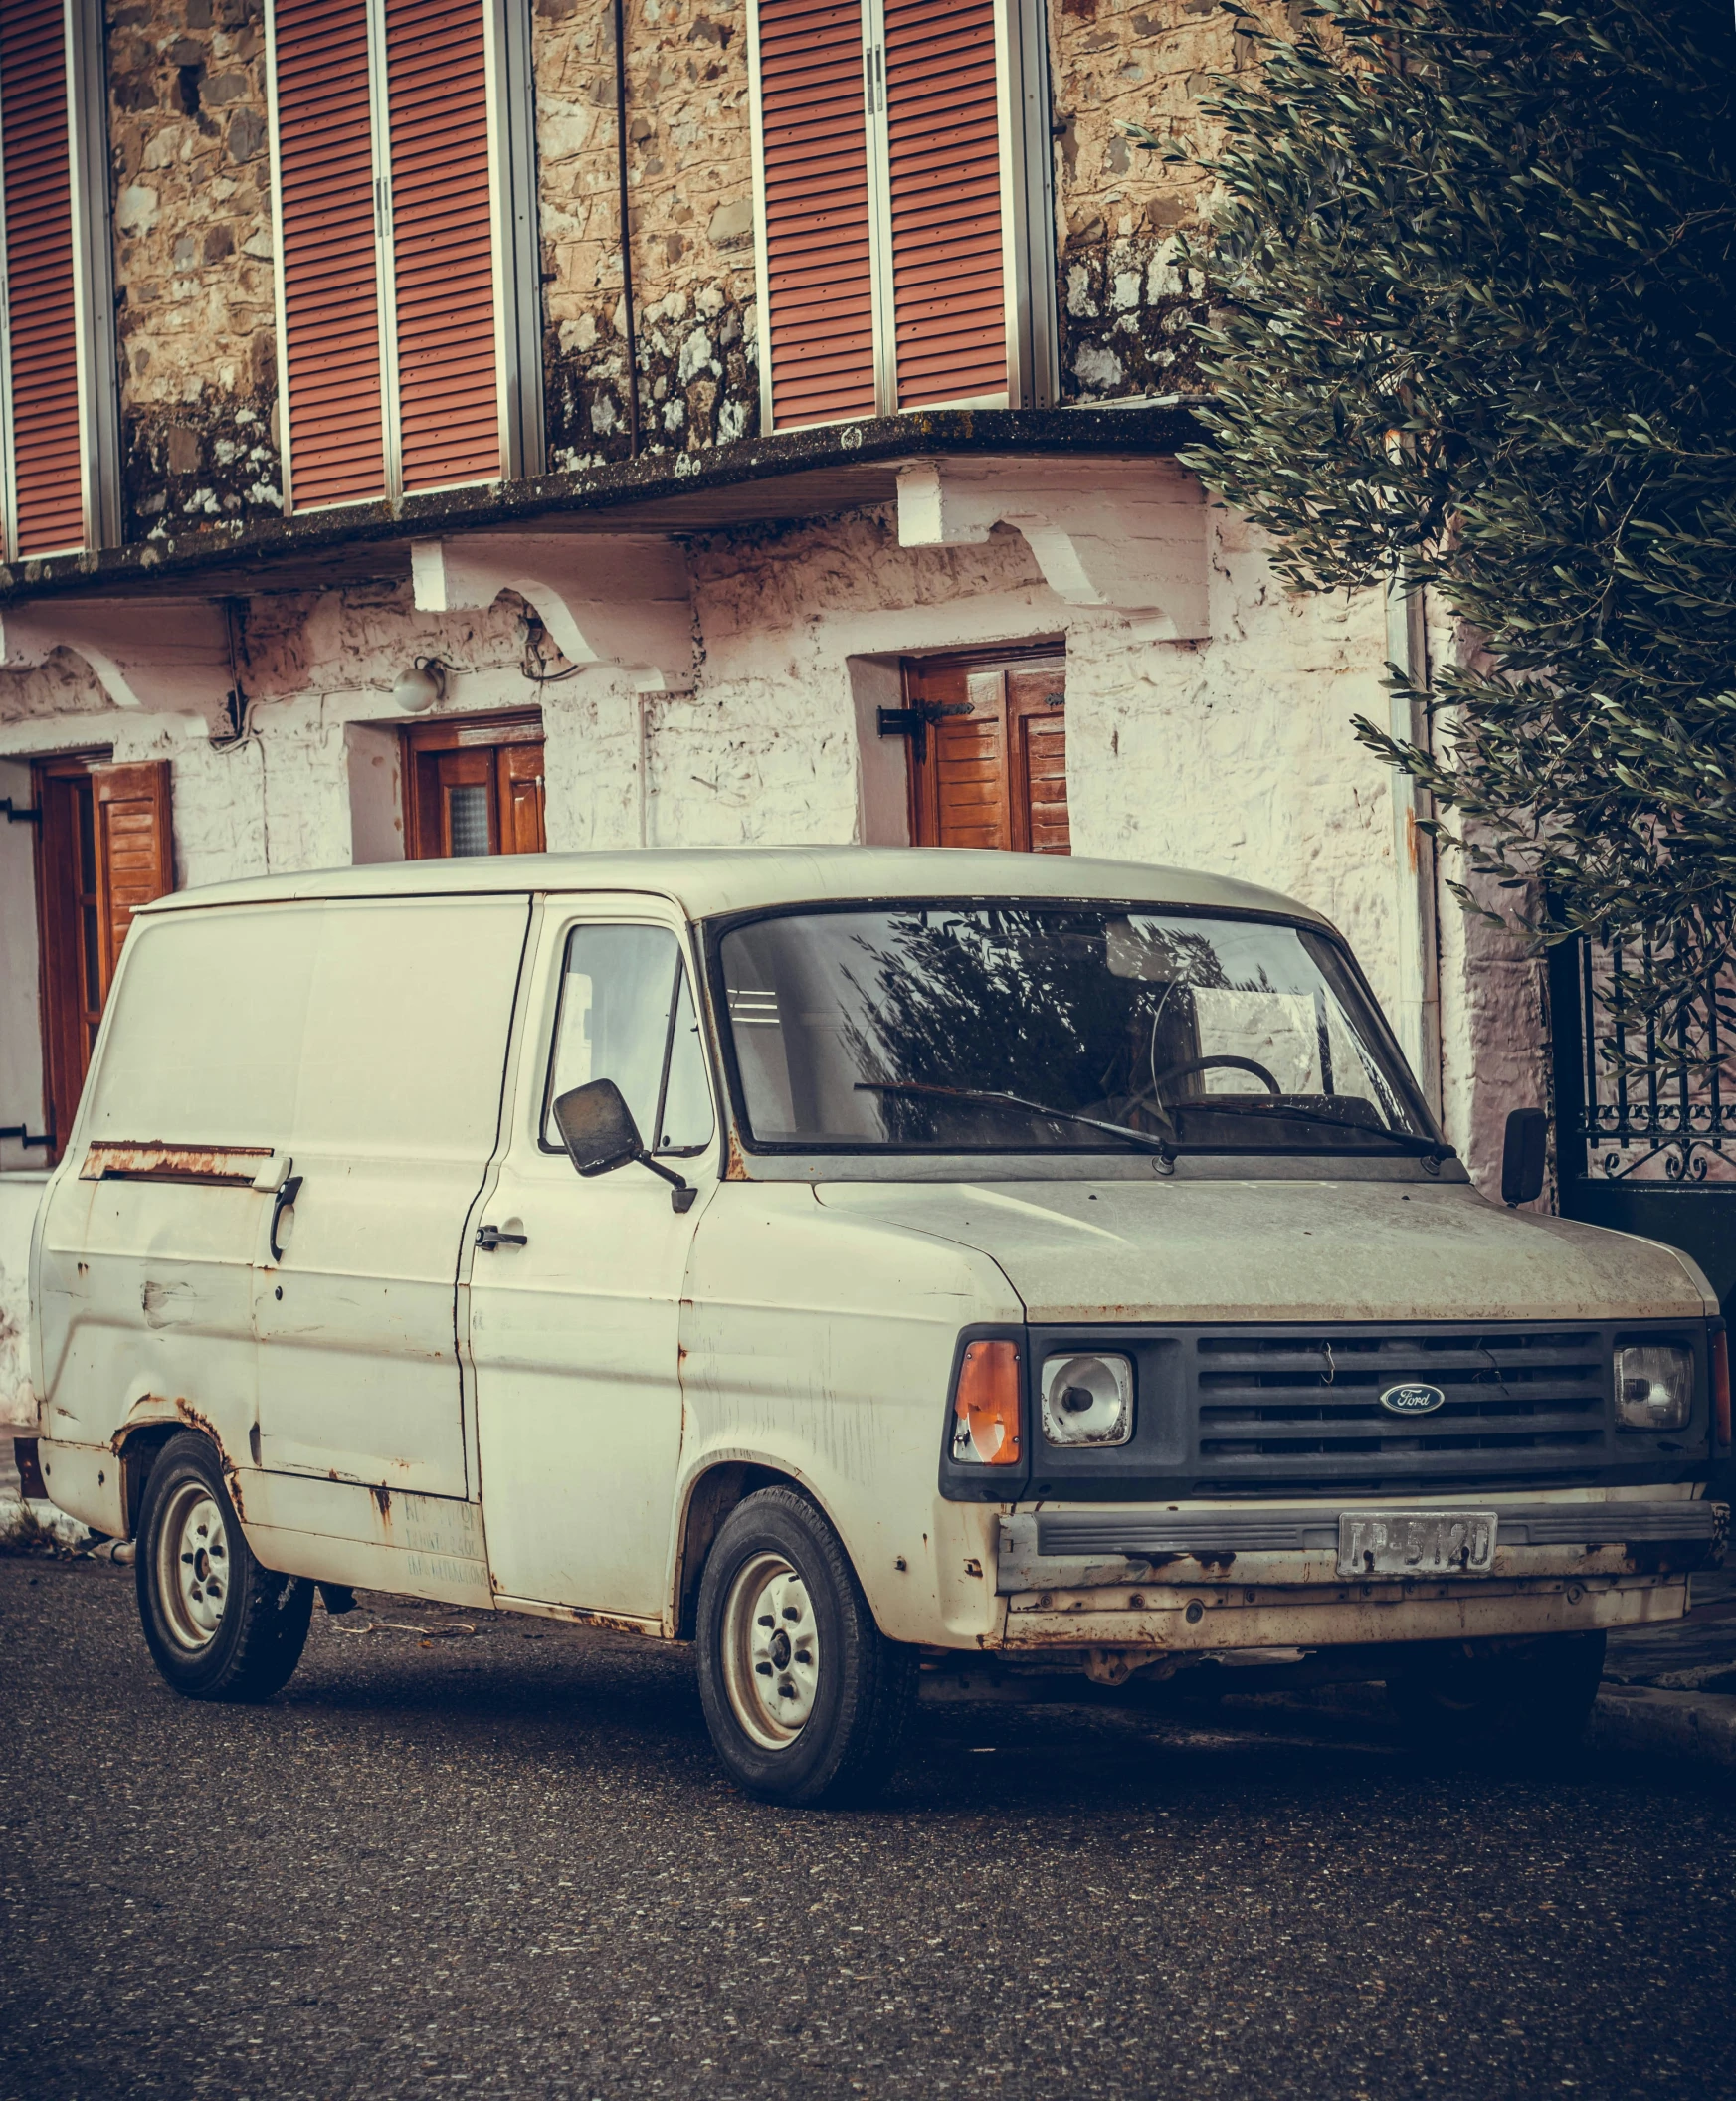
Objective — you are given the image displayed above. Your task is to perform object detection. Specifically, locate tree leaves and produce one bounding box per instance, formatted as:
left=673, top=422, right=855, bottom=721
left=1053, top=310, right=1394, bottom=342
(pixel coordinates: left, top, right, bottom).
left=1177, top=0, right=1736, bottom=1074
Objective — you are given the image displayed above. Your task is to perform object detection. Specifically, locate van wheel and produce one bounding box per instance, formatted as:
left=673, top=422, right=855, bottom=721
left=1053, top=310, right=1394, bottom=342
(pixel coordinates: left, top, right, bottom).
left=135, top=1432, right=313, bottom=1702
left=1384, top=1631, right=1607, bottom=1761
left=696, top=1487, right=915, bottom=1807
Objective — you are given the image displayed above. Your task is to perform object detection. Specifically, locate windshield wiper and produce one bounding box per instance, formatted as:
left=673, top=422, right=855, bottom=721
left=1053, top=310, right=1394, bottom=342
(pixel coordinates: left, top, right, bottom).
left=855, top=1081, right=1177, bottom=1160
left=1170, top=1095, right=1455, bottom=1160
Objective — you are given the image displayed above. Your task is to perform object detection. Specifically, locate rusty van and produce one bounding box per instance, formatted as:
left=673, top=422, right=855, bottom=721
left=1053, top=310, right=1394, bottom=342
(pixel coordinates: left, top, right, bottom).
left=24, top=850, right=1730, bottom=1802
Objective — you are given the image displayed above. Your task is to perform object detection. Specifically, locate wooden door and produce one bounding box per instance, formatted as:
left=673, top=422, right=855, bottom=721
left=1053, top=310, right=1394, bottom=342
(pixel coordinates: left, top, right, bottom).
left=32, top=753, right=175, bottom=1161
left=403, top=712, right=546, bottom=860
left=903, top=649, right=1068, bottom=854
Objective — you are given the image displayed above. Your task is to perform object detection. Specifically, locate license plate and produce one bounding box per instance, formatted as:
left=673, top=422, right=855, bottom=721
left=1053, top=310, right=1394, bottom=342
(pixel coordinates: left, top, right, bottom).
left=1336, top=1509, right=1498, bottom=1578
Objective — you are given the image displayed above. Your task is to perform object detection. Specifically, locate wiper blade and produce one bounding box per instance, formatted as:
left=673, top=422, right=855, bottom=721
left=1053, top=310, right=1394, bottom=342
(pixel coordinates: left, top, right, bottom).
left=1173, top=1096, right=1454, bottom=1159
left=855, top=1081, right=1177, bottom=1159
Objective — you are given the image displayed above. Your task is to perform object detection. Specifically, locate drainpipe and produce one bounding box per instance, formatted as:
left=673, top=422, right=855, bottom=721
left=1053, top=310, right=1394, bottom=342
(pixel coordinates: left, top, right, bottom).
left=1385, top=572, right=1443, bottom=1118
left=613, top=0, right=641, bottom=457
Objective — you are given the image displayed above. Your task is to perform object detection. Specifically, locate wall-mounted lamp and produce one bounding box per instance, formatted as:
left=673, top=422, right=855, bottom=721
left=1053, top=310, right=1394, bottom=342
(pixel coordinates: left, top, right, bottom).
left=392, top=657, right=449, bottom=712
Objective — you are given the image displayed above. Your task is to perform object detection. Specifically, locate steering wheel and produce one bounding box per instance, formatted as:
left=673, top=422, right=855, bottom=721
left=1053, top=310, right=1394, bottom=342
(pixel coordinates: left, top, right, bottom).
left=1149, top=1052, right=1282, bottom=1095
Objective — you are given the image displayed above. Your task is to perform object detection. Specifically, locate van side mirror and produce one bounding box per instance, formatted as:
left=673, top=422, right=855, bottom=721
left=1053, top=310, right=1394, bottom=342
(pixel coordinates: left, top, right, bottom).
left=551, top=1080, right=697, bottom=1213
left=553, top=1078, right=644, bottom=1177
left=1500, top=1107, right=1548, bottom=1207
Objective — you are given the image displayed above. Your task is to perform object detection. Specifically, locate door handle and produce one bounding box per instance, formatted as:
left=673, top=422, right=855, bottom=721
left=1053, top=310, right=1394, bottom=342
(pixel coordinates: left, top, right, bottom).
left=476, top=1224, right=529, bottom=1251
left=269, top=1173, right=302, bottom=1264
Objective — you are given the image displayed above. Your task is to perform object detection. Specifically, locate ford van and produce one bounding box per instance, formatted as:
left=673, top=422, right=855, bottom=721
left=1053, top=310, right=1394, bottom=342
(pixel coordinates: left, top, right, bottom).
left=24, top=850, right=1729, bottom=1803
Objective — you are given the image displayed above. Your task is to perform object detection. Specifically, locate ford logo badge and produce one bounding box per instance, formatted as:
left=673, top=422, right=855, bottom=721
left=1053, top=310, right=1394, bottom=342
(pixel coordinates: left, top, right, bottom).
left=1379, top=1382, right=1447, bottom=1416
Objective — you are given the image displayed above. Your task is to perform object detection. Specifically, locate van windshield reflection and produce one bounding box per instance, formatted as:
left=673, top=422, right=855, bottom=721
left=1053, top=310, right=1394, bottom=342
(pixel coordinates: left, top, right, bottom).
left=717, top=904, right=1445, bottom=1157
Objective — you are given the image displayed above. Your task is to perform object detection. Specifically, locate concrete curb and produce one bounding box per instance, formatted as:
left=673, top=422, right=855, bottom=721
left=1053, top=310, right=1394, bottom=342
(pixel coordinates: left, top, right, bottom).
left=1589, top=1684, right=1736, bottom=1772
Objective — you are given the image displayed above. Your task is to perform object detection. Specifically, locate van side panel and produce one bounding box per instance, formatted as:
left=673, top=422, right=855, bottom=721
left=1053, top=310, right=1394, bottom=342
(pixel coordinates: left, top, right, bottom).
left=33, top=894, right=530, bottom=1555
left=33, top=906, right=304, bottom=1474
left=252, top=895, right=530, bottom=1501
left=677, top=1187, right=1019, bottom=1647
left=239, top=1472, right=493, bottom=1608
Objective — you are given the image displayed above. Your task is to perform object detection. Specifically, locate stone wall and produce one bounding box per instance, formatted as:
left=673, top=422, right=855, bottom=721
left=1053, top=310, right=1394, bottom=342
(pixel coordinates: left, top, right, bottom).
left=93, top=0, right=1287, bottom=508
left=105, top=0, right=282, bottom=540
left=535, top=0, right=759, bottom=468
left=1050, top=0, right=1291, bottom=404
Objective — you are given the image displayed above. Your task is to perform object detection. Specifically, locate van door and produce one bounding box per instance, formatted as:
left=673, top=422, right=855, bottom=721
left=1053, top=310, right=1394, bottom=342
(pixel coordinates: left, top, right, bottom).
left=33, top=904, right=301, bottom=1467
left=253, top=895, right=532, bottom=1500
left=468, top=907, right=715, bottom=1619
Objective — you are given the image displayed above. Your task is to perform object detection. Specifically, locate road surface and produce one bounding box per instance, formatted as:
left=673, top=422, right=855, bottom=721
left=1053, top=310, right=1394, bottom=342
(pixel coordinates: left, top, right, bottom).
left=3, top=1555, right=1733, bottom=2099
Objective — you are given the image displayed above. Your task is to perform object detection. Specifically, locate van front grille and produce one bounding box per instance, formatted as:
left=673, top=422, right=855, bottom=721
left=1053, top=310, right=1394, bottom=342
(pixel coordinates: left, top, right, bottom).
left=1196, top=1330, right=1604, bottom=1466
left=1016, top=1318, right=1707, bottom=1502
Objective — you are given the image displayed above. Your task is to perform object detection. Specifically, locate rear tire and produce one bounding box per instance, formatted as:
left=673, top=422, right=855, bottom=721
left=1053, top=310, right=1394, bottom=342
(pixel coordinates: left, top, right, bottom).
left=135, top=1432, right=312, bottom=1701
left=1384, top=1631, right=1606, bottom=1763
left=696, top=1487, right=915, bottom=1807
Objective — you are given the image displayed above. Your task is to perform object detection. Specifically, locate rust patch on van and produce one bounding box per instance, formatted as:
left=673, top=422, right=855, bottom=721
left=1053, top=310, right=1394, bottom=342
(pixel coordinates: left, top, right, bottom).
left=528, top=1604, right=663, bottom=1638
left=371, top=1485, right=393, bottom=1523
left=723, top=1126, right=748, bottom=1181
left=172, top=1398, right=247, bottom=1519
left=81, top=1141, right=273, bottom=1185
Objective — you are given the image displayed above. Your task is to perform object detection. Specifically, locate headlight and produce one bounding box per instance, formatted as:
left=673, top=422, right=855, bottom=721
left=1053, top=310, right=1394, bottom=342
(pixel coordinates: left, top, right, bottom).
left=950, top=1340, right=1022, bottom=1465
left=1040, top=1353, right=1133, bottom=1447
left=1614, top=1344, right=1692, bottom=1430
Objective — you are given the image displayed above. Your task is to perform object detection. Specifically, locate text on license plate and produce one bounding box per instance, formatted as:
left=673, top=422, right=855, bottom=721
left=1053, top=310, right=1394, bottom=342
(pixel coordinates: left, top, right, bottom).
left=1336, top=1509, right=1498, bottom=1578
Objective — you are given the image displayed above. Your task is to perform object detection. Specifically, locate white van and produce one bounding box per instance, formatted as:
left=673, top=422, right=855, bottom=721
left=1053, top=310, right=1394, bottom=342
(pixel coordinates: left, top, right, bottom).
left=25, top=850, right=1728, bottom=1802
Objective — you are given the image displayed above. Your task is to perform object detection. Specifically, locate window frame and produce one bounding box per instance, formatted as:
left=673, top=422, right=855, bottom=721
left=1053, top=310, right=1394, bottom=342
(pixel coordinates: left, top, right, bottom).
left=745, top=0, right=1057, bottom=434
left=536, top=918, right=718, bottom=1162
left=262, top=0, right=544, bottom=515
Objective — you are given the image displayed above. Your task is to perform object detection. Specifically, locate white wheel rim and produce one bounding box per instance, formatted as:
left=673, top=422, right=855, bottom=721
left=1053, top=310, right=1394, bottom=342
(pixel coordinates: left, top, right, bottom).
left=156, top=1481, right=231, bottom=1652
left=721, top=1552, right=821, bottom=1751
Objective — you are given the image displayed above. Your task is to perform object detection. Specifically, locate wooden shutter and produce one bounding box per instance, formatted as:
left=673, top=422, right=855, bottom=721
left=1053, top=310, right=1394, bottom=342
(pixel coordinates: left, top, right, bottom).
left=92, top=762, right=175, bottom=994
left=499, top=742, right=546, bottom=854
left=0, top=0, right=84, bottom=556
left=756, top=0, right=877, bottom=429
left=883, top=0, right=1006, bottom=408
left=1006, top=663, right=1068, bottom=854
left=904, top=651, right=1067, bottom=854
left=272, top=0, right=387, bottom=509
left=385, top=0, right=500, bottom=490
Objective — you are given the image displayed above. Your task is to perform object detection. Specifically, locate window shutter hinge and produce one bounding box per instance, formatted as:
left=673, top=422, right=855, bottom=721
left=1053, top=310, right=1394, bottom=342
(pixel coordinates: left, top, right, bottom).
left=877, top=699, right=971, bottom=763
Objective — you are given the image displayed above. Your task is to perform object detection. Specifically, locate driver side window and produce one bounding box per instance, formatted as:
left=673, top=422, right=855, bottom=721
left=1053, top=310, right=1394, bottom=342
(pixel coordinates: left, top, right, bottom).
left=542, top=924, right=715, bottom=1155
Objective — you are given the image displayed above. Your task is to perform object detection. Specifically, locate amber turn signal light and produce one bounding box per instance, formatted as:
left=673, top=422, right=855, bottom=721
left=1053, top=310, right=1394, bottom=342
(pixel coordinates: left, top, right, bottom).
left=1712, top=1327, right=1731, bottom=1452
left=952, top=1340, right=1021, bottom=1466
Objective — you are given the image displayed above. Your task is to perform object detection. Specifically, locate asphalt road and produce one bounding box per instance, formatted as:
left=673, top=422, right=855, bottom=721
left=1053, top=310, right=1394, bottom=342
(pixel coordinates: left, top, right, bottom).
left=4, top=1556, right=1734, bottom=2101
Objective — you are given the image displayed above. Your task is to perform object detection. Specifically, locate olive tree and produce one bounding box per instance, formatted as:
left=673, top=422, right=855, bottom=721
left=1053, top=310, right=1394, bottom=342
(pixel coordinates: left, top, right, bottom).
left=1171, top=0, right=1736, bottom=1076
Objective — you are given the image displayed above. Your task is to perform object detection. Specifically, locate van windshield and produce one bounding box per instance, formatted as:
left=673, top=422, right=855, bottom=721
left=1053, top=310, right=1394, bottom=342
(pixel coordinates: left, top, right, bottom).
left=716, top=904, right=1443, bottom=1157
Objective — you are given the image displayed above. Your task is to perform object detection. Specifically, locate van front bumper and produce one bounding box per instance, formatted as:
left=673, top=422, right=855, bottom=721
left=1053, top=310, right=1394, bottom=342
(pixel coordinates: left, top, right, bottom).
left=988, top=1496, right=1723, bottom=1654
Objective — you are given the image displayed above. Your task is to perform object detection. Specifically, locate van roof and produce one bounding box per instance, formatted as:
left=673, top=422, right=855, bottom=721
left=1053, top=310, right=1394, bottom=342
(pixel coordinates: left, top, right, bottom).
left=141, top=847, right=1334, bottom=928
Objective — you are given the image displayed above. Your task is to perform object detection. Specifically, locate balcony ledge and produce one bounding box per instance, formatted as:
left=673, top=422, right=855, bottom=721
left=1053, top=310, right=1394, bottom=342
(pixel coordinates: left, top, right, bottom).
left=0, top=404, right=1205, bottom=606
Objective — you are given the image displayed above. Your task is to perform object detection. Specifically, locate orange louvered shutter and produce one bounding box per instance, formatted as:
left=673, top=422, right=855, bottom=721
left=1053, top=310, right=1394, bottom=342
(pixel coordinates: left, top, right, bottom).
left=0, top=0, right=84, bottom=555
left=92, top=762, right=175, bottom=993
left=385, top=0, right=500, bottom=490
left=758, top=0, right=877, bottom=429
left=883, top=0, right=1006, bottom=408
left=273, top=0, right=387, bottom=509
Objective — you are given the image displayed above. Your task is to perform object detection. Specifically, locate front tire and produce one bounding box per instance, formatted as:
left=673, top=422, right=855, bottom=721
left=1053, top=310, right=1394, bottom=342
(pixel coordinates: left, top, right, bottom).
left=135, top=1432, right=313, bottom=1701
left=1384, top=1631, right=1606, bottom=1762
left=696, top=1487, right=914, bottom=1807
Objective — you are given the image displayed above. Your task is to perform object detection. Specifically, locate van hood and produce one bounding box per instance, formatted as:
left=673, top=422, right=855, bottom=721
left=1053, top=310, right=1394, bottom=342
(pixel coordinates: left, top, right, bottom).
left=812, top=1177, right=1712, bottom=1325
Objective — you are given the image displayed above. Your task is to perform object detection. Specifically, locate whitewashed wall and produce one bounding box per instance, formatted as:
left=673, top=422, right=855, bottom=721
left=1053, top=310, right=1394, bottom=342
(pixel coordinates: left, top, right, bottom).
left=0, top=501, right=1544, bottom=1425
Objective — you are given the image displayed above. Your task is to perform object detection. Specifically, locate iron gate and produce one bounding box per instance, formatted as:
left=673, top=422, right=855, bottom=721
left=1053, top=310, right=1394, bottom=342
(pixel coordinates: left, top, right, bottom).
left=1548, top=933, right=1736, bottom=1326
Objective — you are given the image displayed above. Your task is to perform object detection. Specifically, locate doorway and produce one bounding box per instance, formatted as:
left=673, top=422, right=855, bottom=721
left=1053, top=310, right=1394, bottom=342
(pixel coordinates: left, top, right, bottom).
left=896, top=646, right=1068, bottom=853
left=402, top=710, right=546, bottom=859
